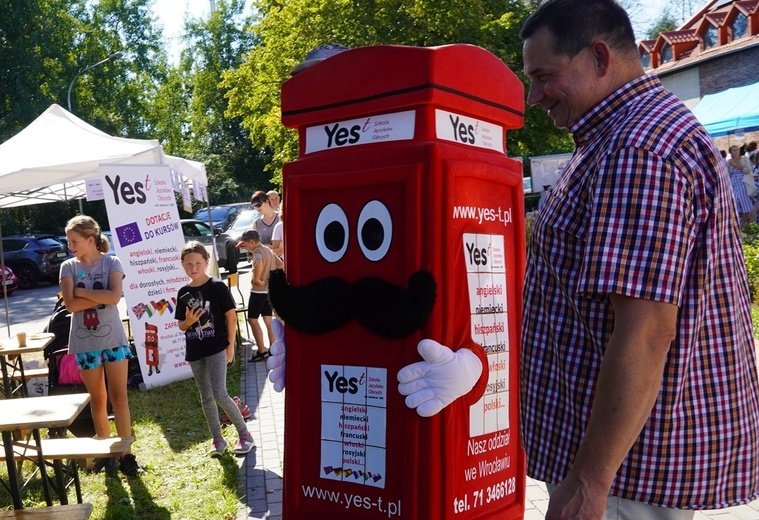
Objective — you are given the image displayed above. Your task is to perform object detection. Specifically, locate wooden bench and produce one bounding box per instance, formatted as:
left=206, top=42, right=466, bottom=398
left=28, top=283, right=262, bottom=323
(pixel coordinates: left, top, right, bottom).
left=0, top=367, right=49, bottom=382
left=0, top=367, right=49, bottom=399
left=0, top=503, right=93, bottom=519
left=0, top=437, right=133, bottom=504
left=0, top=367, right=49, bottom=384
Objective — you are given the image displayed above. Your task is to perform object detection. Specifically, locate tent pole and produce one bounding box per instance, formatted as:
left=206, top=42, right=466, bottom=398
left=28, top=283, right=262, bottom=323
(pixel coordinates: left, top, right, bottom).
left=0, top=221, right=10, bottom=337
left=202, top=200, right=221, bottom=278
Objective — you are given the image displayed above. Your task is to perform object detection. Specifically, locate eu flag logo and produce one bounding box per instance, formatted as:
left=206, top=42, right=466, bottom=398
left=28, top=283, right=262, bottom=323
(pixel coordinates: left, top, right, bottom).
left=115, top=222, right=143, bottom=248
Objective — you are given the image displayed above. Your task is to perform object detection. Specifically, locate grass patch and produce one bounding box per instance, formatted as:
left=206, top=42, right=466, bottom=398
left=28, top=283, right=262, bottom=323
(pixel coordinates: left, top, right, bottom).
left=0, top=355, right=246, bottom=519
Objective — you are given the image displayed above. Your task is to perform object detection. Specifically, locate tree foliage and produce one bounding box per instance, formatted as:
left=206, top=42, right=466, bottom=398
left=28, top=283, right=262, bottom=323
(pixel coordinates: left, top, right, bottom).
left=646, top=10, right=680, bottom=40
left=223, top=0, right=573, bottom=184
left=0, top=0, right=80, bottom=141
left=158, top=0, right=269, bottom=209
left=0, top=0, right=167, bottom=235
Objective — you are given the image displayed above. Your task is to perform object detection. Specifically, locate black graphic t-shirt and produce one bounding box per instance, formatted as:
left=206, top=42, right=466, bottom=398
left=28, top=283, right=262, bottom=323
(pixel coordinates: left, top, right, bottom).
left=175, top=278, right=235, bottom=362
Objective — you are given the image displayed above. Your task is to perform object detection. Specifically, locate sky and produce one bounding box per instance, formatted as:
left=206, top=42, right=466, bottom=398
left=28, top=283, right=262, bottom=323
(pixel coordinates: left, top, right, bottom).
left=152, top=0, right=211, bottom=62
left=151, top=0, right=672, bottom=62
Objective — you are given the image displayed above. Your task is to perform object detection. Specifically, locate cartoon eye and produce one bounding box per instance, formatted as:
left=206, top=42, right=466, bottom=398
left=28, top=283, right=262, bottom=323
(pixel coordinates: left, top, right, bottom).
left=315, top=203, right=349, bottom=263
left=357, top=200, right=392, bottom=262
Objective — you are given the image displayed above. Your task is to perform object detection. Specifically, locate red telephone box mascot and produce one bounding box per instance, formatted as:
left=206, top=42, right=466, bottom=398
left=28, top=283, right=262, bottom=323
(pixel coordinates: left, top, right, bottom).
left=268, top=44, right=526, bottom=519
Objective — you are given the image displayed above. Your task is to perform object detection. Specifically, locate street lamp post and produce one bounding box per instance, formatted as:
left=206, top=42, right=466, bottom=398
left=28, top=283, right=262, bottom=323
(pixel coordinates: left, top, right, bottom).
left=66, top=51, right=124, bottom=112
left=66, top=51, right=123, bottom=213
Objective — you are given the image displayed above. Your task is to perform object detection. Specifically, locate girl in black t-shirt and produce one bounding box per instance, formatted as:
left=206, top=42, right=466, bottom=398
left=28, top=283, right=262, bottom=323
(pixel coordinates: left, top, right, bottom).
left=175, top=241, right=254, bottom=457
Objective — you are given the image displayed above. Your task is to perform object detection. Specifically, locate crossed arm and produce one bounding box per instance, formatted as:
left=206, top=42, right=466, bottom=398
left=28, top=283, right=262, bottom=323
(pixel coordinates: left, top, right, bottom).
left=61, top=271, right=124, bottom=313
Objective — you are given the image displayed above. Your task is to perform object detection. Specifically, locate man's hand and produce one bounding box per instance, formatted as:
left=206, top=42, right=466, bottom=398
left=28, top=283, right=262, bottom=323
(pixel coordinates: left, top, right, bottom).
left=545, top=473, right=607, bottom=520
left=266, top=318, right=285, bottom=392
left=397, top=339, right=482, bottom=417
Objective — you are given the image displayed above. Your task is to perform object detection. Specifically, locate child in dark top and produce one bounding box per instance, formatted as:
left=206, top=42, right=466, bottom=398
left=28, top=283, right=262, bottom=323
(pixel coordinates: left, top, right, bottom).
left=175, top=241, right=254, bottom=457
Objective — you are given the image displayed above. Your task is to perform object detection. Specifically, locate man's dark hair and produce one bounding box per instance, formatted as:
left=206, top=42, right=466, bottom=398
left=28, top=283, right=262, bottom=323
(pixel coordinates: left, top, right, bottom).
left=520, top=0, right=637, bottom=57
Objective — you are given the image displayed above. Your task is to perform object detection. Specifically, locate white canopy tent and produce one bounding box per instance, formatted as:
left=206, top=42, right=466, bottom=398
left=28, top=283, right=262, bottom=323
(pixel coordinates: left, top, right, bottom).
left=0, top=104, right=209, bottom=334
left=0, top=104, right=207, bottom=208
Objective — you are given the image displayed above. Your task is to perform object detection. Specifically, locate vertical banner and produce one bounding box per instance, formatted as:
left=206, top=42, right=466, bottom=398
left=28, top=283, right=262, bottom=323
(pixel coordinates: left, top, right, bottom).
left=100, top=164, right=193, bottom=390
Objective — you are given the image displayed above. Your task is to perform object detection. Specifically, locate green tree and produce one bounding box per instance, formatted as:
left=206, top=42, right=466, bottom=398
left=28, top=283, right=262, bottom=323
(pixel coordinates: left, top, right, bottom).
left=0, top=0, right=80, bottom=141
left=223, top=0, right=573, bottom=186
left=0, top=0, right=167, bottom=234
left=646, top=10, right=679, bottom=40
left=1, top=0, right=167, bottom=139
left=156, top=0, right=269, bottom=210
left=68, top=0, right=168, bottom=138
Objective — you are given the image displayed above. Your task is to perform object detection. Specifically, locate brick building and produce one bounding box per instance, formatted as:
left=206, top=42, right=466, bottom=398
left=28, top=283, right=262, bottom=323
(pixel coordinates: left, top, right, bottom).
left=639, top=0, right=759, bottom=151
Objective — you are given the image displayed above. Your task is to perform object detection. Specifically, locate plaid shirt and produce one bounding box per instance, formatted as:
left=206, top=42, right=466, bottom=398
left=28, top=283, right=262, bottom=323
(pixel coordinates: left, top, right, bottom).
left=521, top=74, right=759, bottom=509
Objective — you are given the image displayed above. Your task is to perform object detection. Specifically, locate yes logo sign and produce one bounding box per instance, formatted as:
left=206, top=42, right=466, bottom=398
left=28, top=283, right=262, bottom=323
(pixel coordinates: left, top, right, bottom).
left=435, top=109, right=504, bottom=153
left=305, top=111, right=415, bottom=154
left=104, top=174, right=150, bottom=205
left=324, top=369, right=366, bottom=395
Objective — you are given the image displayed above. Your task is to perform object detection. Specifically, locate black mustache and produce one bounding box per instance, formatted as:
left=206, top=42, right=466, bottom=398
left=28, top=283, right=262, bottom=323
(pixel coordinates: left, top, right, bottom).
left=268, top=269, right=437, bottom=338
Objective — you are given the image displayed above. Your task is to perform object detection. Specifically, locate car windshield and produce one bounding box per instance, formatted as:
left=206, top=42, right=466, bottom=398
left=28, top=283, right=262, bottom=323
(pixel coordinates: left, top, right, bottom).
left=229, top=210, right=259, bottom=231
left=34, top=238, right=64, bottom=249
left=194, top=207, right=230, bottom=221
left=182, top=221, right=215, bottom=238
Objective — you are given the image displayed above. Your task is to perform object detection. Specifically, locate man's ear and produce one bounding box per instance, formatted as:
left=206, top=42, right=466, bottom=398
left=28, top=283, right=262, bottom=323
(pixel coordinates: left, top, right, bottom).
left=589, top=41, right=612, bottom=76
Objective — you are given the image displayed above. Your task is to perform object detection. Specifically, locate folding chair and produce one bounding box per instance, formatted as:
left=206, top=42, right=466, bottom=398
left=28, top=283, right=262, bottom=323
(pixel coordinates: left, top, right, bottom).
left=226, top=273, right=251, bottom=346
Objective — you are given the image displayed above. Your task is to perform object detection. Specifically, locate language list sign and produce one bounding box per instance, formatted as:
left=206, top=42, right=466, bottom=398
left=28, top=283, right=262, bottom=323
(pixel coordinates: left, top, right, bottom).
left=452, top=232, right=517, bottom=515
left=464, top=233, right=509, bottom=436
left=320, top=365, right=388, bottom=488
left=100, top=164, right=193, bottom=390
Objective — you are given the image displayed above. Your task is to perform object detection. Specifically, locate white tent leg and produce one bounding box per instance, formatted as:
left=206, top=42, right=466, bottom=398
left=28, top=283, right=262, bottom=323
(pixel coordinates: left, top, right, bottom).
left=0, top=221, right=10, bottom=336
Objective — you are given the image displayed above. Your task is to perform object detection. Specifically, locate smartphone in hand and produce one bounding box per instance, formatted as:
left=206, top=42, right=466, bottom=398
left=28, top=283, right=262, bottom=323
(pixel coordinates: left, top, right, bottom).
left=179, top=292, right=211, bottom=327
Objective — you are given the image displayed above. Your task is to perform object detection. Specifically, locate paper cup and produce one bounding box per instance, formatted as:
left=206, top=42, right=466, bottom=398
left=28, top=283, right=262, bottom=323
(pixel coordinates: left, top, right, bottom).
left=16, top=332, right=27, bottom=347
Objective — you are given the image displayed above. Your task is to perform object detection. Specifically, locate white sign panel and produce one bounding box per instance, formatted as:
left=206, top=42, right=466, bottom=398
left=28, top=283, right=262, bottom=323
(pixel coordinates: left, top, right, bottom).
left=320, top=364, right=388, bottom=489
left=100, top=164, right=193, bottom=390
left=305, top=110, right=415, bottom=154
left=435, top=109, right=504, bottom=153
left=85, top=178, right=104, bottom=201
left=462, top=233, right=509, bottom=437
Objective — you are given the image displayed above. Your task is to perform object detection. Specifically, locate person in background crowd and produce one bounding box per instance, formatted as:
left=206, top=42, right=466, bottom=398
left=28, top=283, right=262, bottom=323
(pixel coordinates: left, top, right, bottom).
left=251, top=190, right=280, bottom=246
left=267, top=190, right=281, bottom=212
left=538, top=185, right=552, bottom=209
left=747, top=140, right=757, bottom=161
left=520, top=1, right=759, bottom=518
left=270, top=202, right=284, bottom=260
left=175, top=241, right=255, bottom=457
left=62, top=215, right=144, bottom=477
left=727, top=145, right=759, bottom=223
left=235, top=230, right=283, bottom=362
left=738, top=144, right=753, bottom=173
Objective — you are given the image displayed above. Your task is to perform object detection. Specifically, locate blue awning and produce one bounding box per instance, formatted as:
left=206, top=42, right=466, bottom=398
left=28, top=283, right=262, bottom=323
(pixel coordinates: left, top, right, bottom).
left=691, top=82, right=759, bottom=137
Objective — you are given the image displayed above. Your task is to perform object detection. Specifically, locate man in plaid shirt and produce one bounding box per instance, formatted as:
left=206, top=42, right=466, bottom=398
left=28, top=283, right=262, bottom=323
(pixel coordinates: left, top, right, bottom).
left=520, top=0, right=759, bottom=518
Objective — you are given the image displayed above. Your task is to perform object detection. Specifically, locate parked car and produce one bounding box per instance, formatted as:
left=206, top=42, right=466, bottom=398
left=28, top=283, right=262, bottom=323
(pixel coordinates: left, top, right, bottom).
left=193, top=203, right=253, bottom=232
left=180, top=219, right=239, bottom=273
left=226, top=210, right=262, bottom=241
left=0, top=265, right=19, bottom=296
left=1, top=235, right=70, bottom=289
left=101, top=231, right=117, bottom=256
left=226, top=210, right=262, bottom=264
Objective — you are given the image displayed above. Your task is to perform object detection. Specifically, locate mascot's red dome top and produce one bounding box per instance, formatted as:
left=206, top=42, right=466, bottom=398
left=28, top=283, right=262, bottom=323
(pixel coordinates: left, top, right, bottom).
left=282, top=44, right=524, bottom=137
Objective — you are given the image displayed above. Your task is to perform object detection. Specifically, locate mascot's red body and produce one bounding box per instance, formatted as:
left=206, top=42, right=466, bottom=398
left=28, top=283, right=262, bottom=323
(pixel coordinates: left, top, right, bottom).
left=270, top=44, right=526, bottom=519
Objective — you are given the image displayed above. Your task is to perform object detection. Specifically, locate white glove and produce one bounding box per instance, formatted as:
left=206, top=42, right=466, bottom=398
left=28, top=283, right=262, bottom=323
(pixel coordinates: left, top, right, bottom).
left=266, top=318, right=286, bottom=392
left=397, top=339, right=483, bottom=417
